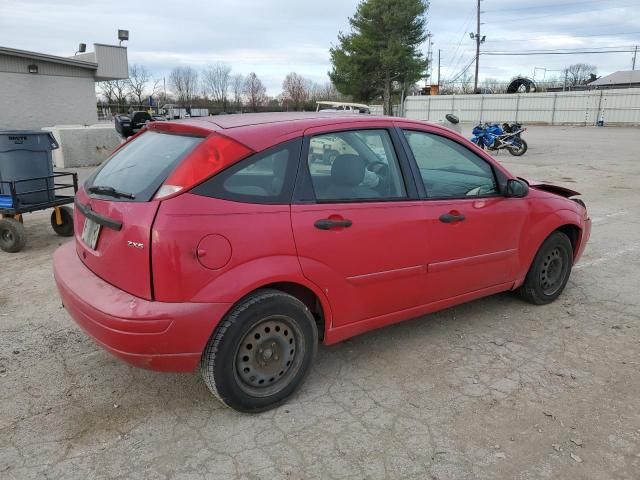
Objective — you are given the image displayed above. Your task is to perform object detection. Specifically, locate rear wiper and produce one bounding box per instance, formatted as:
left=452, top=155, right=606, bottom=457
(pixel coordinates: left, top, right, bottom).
left=87, top=185, right=136, bottom=200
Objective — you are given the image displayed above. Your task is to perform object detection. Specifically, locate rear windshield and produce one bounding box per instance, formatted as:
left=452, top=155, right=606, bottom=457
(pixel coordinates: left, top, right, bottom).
left=86, top=131, right=202, bottom=202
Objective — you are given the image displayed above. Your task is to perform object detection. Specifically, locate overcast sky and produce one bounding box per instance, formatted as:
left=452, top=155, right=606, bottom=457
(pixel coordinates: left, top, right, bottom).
left=1, top=0, right=638, bottom=95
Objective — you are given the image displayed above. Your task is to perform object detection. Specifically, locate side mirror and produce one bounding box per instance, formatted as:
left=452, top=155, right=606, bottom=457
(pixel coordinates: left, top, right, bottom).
left=505, top=178, right=529, bottom=198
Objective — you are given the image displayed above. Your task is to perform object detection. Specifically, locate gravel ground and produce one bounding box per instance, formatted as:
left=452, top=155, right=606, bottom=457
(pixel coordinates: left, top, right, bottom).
left=1, top=125, right=639, bottom=480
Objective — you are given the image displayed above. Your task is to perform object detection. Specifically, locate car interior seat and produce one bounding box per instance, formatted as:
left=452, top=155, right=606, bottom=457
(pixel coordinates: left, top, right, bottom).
left=323, top=154, right=378, bottom=200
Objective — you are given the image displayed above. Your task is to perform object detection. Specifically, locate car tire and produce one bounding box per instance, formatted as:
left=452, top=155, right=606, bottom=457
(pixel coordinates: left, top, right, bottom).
left=0, top=218, right=27, bottom=253
left=518, top=231, right=573, bottom=305
left=200, top=289, right=318, bottom=413
left=50, top=206, right=75, bottom=237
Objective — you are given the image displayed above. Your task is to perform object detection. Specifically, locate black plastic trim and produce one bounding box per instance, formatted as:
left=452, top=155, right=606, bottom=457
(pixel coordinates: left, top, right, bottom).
left=74, top=199, right=122, bottom=231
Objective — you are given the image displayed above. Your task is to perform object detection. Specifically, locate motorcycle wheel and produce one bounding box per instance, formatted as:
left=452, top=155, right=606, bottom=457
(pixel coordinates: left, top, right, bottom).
left=508, top=138, right=528, bottom=156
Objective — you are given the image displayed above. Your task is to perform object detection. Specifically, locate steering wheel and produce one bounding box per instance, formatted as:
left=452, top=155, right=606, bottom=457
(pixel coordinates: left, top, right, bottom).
left=366, top=161, right=390, bottom=194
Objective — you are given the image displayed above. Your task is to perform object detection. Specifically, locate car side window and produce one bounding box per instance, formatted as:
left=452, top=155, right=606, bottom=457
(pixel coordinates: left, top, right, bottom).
left=403, top=130, right=498, bottom=198
left=307, top=129, right=406, bottom=202
left=191, top=138, right=300, bottom=204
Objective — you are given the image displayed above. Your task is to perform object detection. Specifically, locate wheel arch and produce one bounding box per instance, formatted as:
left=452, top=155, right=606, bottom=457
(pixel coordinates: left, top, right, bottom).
left=259, top=281, right=327, bottom=342
left=516, top=209, right=583, bottom=286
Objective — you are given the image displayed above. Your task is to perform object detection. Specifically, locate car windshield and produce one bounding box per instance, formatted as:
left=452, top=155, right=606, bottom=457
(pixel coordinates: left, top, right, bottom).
left=86, top=131, right=202, bottom=202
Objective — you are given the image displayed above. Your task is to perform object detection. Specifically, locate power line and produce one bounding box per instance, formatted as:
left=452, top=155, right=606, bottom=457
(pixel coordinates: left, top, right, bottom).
left=449, top=57, right=476, bottom=83
left=442, top=8, right=476, bottom=81
left=484, top=3, right=639, bottom=21
left=484, top=31, right=640, bottom=42
left=482, top=49, right=637, bottom=56
left=483, top=0, right=630, bottom=14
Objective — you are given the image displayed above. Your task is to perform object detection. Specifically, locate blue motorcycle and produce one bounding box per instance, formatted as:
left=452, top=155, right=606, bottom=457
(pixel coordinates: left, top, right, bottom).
left=471, top=123, right=528, bottom=156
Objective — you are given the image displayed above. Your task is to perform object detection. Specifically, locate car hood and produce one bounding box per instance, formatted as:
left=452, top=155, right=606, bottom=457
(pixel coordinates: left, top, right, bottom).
left=520, top=178, right=581, bottom=198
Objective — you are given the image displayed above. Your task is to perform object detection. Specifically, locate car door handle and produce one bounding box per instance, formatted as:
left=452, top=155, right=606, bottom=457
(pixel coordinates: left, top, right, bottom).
left=314, top=218, right=353, bottom=230
left=439, top=212, right=465, bottom=223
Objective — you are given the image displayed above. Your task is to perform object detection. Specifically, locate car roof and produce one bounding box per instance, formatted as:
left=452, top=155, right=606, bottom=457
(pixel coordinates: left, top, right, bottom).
left=170, top=112, right=443, bottom=151
left=177, top=112, right=385, bottom=130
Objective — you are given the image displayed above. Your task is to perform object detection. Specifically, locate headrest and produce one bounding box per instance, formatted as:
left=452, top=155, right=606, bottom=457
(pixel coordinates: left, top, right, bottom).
left=331, top=154, right=365, bottom=187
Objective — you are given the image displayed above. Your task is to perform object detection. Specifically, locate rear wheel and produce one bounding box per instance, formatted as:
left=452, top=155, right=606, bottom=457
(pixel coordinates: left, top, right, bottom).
left=50, top=206, right=74, bottom=237
left=518, top=231, right=573, bottom=305
left=200, top=289, right=318, bottom=412
left=508, top=138, right=528, bottom=156
left=0, top=218, right=27, bottom=253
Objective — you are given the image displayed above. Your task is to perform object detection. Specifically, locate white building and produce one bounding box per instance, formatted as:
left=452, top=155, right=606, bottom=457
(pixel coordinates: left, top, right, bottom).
left=0, top=44, right=128, bottom=130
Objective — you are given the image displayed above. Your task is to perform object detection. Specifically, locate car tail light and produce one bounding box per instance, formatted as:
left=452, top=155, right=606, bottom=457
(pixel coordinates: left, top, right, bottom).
left=154, top=133, right=253, bottom=200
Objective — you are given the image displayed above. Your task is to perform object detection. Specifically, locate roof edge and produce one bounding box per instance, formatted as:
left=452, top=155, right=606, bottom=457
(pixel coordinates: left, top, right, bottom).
left=0, top=46, right=98, bottom=69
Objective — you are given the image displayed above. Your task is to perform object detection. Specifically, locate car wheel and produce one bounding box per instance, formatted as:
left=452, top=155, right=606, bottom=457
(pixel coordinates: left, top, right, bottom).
left=0, top=218, right=27, bottom=253
left=50, top=206, right=74, bottom=237
left=200, top=289, right=318, bottom=412
left=518, top=231, right=573, bottom=305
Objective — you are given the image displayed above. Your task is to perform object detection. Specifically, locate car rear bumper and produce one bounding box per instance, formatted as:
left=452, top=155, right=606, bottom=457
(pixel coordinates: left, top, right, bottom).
left=53, top=242, right=230, bottom=372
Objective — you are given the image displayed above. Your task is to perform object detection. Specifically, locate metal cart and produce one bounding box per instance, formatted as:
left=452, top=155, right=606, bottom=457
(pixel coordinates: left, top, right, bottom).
left=0, top=172, right=78, bottom=253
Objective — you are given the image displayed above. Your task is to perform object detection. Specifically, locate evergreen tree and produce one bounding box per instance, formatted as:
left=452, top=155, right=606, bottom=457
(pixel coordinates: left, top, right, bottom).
left=330, top=0, right=429, bottom=115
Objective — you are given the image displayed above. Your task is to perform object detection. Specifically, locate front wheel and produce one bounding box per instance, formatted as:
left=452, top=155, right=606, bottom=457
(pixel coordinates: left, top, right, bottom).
left=518, top=231, right=573, bottom=305
left=508, top=138, right=528, bottom=156
left=200, top=289, right=318, bottom=412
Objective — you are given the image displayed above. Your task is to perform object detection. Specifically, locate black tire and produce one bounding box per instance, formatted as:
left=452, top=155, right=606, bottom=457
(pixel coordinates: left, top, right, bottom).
left=508, top=138, right=528, bottom=156
left=518, top=231, right=573, bottom=305
left=445, top=113, right=459, bottom=124
left=0, top=218, right=27, bottom=253
left=200, top=289, right=318, bottom=412
left=50, top=206, right=74, bottom=237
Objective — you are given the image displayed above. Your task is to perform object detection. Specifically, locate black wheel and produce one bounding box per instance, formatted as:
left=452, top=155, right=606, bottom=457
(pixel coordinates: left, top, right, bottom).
left=508, top=138, right=528, bottom=156
left=50, top=206, right=74, bottom=237
left=0, top=218, right=27, bottom=253
left=200, top=289, right=318, bottom=412
left=518, top=231, right=573, bottom=305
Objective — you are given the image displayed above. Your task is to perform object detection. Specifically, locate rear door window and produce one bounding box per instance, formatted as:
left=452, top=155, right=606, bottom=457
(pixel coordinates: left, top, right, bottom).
left=87, top=131, right=202, bottom=202
left=306, top=129, right=406, bottom=202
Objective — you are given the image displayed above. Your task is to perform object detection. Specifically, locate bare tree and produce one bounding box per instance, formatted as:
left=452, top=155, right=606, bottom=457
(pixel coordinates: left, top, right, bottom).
left=281, top=72, right=310, bottom=111
left=231, top=74, right=244, bottom=110
left=243, top=72, right=266, bottom=112
left=127, top=64, right=150, bottom=106
left=169, top=66, right=199, bottom=109
left=202, top=63, right=232, bottom=111
left=98, top=80, right=129, bottom=110
left=481, top=77, right=506, bottom=94
left=563, top=63, right=598, bottom=87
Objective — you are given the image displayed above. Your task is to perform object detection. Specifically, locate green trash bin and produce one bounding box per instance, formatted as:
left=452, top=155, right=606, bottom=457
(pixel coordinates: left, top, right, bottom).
left=0, top=130, right=59, bottom=205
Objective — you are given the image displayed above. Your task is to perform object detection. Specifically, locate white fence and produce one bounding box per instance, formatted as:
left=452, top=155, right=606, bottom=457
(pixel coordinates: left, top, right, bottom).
left=395, top=88, right=640, bottom=126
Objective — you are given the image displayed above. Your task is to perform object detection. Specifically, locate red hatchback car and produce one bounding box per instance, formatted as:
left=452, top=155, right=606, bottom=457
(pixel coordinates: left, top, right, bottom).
left=54, top=113, right=591, bottom=412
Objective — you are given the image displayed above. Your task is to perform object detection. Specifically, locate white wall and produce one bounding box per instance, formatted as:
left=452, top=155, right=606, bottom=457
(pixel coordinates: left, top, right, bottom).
left=401, top=88, right=640, bottom=126
left=45, top=125, right=120, bottom=168
left=0, top=72, right=98, bottom=130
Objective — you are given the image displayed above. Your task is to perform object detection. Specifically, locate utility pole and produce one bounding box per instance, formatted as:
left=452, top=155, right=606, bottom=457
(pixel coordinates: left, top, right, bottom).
left=474, top=0, right=481, bottom=93
left=633, top=45, right=638, bottom=70
left=470, top=0, right=485, bottom=93
left=438, top=49, right=441, bottom=87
